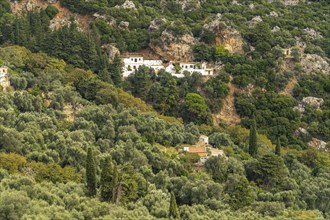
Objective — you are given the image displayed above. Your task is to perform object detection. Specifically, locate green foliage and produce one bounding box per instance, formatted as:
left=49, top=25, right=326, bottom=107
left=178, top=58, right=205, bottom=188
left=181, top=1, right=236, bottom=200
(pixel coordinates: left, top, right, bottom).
left=0, top=153, right=26, bottom=174
left=224, top=174, right=256, bottom=210
left=45, top=5, right=59, bottom=19
left=100, top=157, right=114, bottom=202
left=183, top=93, right=211, bottom=125
left=86, top=148, right=97, bottom=196
left=249, top=118, right=258, bottom=157
left=275, top=138, right=281, bottom=156
left=169, top=191, right=180, bottom=219
left=246, top=154, right=289, bottom=190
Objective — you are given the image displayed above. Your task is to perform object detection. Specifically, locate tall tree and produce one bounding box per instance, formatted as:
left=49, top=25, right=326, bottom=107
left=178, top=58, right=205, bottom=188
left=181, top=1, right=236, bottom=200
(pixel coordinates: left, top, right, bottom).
left=86, top=147, right=97, bottom=196
left=109, top=53, right=122, bottom=86
left=248, top=117, right=258, bottom=157
left=169, top=192, right=180, bottom=219
left=100, top=157, right=113, bottom=202
left=275, top=138, right=281, bottom=156
left=111, top=164, right=119, bottom=203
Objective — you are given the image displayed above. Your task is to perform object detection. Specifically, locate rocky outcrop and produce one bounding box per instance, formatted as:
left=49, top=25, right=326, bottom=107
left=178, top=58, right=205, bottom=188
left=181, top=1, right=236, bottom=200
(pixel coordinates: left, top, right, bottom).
left=301, top=54, right=330, bottom=75
left=203, top=14, right=244, bottom=53
left=302, top=97, right=324, bottom=109
left=271, top=26, right=281, bottom=33
left=269, top=11, right=279, bottom=17
left=102, top=44, right=120, bottom=63
left=116, top=0, right=136, bottom=10
left=149, top=29, right=197, bottom=62
left=249, top=16, right=263, bottom=27
left=148, top=18, right=167, bottom=32
left=294, top=96, right=324, bottom=113
left=119, top=21, right=129, bottom=29
left=281, top=0, right=301, bottom=6
left=304, top=28, right=323, bottom=39
left=308, top=138, right=328, bottom=152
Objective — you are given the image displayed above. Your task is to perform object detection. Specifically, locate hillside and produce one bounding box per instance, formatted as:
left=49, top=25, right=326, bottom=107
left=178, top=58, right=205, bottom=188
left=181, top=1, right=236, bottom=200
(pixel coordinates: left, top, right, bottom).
left=0, top=0, right=330, bottom=219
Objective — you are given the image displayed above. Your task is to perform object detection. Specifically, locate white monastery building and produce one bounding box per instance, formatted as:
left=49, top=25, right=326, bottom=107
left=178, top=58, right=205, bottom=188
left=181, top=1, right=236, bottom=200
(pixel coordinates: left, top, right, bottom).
left=123, top=56, right=214, bottom=78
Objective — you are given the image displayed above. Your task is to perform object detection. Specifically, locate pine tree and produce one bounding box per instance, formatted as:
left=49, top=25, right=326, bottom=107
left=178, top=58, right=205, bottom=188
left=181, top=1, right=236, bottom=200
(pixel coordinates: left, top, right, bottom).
left=275, top=138, right=281, bottom=156
left=86, top=147, right=97, bottom=197
left=100, top=157, right=113, bottom=202
left=248, top=117, right=258, bottom=157
left=169, top=192, right=180, bottom=219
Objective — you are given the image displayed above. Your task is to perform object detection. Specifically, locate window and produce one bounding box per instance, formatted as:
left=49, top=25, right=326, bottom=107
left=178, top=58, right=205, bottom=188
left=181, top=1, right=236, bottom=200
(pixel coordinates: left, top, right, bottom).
left=135, top=58, right=137, bottom=62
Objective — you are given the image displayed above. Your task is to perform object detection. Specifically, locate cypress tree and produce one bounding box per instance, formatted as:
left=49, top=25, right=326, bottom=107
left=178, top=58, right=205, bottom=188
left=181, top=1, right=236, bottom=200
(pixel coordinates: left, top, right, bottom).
left=111, top=165, right=119, bottom=204
left=100, top=157, right=113, bottom=202
left=109, top=53, right=123, bottom=86
left=169, top=192, right=180, bottom=219
left=275, top=138, right=281, bottom=156
left=248, top=117, right=258, bottom=157
left=86, top=147, right=97, bottom=197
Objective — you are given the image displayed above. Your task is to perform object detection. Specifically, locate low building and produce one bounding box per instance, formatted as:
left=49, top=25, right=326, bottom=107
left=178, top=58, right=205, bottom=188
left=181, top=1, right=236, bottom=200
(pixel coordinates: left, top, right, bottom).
left=122, top=56, right=214, bottom=78
left=122, top=56, right=163, bottom=77
left=183, top=146, right=208, bottom=163
left=180, top=62, right=214, bottom=76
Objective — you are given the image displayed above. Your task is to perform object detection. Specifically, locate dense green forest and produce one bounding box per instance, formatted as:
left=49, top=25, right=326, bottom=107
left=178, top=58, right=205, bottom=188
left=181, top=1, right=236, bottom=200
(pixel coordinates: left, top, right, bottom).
left=0, top=0, right=330, bottom=219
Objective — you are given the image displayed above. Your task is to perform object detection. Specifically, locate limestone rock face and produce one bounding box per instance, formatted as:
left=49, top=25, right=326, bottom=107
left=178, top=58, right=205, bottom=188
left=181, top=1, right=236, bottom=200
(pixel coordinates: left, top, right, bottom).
left=249, top=16, right=263, bottom=27
left=119, top=21, right=129, bottom=29
left=149, top=29, right=197, bottom=62
left=281, top=0, right=301, bottom=6
left=301, top=54, right=330, bottom=75
left=304, top=27, right=323, bottom=39
left=102, top=44, right=120, bottom=63
left=203, top=15, right=244, bottom=53
left=116, top=0, right=136, bottom=10
left=308, top=138, right=328, bottom=151
left=302, top=97, right=324, bottom=109
left=148, top=18, right=167, bottom=32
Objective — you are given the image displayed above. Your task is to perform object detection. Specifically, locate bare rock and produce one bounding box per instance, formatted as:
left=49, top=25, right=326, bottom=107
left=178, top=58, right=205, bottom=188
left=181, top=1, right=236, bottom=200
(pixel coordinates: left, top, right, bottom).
left=26, top=0, right=33, bottom=11
left=149, top=29, right=197, bottom=62
left=302, top=97, right=324, bottom=109
left=116, top=0, right=136, bottom=10
left=271, top=26, right=281, bottom=33
left=180, top=0, right=201, bottom=11
left=269, top=11, right=279, bottom=17
left=308, top=138, right=327, bottom=151
left=102, top=45, right=120, bottom=63
left=293, top=104, right=305, bottom=113
left=232, top=0, right=241, bottom=5
left=295, top=127, right=310, bottom=136
left=304, top=27, right=323, bottom=39
left=148, top=18, right=167, bottom=32
left=301, top=54, right=330, bottom=75
left=203, top=15, right=244, bottom=53
left=119, top=21, right=129, bottom=29
left=281, top=0, right=301, bottom=6
left=249, top=16, right=263, bottom=27
left=47, top=0, right=57, bottom=3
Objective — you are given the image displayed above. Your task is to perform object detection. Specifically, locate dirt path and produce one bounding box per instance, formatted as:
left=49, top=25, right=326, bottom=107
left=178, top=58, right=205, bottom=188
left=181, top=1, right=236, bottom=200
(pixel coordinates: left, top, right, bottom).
left=214, top=76, right=241, bottom=126
left=279, top=77, right=297, bottom=96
